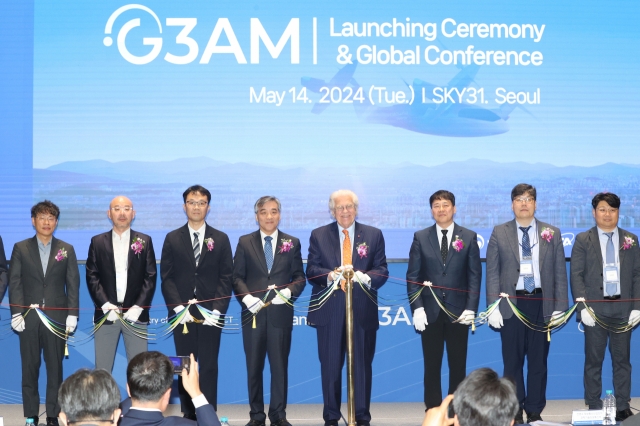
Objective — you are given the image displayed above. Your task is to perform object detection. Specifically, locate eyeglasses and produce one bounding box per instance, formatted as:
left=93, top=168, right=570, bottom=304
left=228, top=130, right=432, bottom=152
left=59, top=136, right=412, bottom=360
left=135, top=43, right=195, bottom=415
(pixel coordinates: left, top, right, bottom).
left=514, top=197, right=535, bottom=204
left=334, top=204, right=355, bottom=212
left=36, top=215, right=56, bottom=222
left=596, top=208, right=618, bottom=214
left=186, top=201, right=208, bottom=208
left=110, top=206, right=133, bottom=212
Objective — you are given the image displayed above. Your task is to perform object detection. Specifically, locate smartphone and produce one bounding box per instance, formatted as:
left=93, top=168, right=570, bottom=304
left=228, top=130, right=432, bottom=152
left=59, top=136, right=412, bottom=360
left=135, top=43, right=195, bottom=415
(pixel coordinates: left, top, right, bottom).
left=168, top=356, right=190, bottom=375
left=447, top=400, right=455, bottom=419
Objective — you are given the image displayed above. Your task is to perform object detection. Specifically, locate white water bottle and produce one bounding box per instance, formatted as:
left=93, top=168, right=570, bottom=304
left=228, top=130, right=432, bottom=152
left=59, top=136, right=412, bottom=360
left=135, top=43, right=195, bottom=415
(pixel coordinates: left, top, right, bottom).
left=602, top=390, right=616, bottom=425
left=220, top=416, right=230, bottom=426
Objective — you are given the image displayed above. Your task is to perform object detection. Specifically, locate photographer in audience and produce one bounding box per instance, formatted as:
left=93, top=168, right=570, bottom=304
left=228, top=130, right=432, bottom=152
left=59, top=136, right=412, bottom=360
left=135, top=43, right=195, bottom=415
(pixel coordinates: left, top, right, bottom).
left=121, top=351, right=221, bottom=426
left=422, top=368, right=519, bottom=426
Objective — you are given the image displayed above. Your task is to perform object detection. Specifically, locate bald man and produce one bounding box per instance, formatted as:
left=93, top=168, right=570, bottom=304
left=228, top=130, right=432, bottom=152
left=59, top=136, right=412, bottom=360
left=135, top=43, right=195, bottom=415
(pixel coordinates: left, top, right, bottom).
left=86, top=196, right=157, bottom=372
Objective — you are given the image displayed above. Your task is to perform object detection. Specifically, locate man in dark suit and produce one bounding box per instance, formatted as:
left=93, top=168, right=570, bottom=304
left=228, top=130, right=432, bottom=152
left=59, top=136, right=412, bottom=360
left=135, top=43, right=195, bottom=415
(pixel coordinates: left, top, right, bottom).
left=86, top=196, right=157, bottom=373
left=161, top=185, right=233, bottom=418
left=485, top=184, right=568, bottom=424
left=406, top=190, right=482, bottom=410
left=233, top=196, right=306, bottom=426
left=0, top=235, right=7, bottom=317
left=571, top=192, right=640, bottom=422
left=58, top=368, right=121, bottom=426
left=306, top=189, right=388, bottom=426
left=9, top=200, right=80, bottom=426
left=121, top=352, right=221, bottom=426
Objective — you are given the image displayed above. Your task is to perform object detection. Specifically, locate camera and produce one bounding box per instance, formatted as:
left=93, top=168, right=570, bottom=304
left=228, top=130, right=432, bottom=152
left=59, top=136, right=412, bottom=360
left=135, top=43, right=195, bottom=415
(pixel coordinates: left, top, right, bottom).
left=168, top=356, right=190, bottom=375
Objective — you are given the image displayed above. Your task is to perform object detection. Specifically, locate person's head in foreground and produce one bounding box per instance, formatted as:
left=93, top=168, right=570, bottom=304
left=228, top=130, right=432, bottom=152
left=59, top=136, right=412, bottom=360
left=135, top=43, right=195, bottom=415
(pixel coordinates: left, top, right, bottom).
left=58, top=369, right=121, bottom=426
left=423, top=368, right=519, bottom=426
left=126, top=351, right=176, bottom=411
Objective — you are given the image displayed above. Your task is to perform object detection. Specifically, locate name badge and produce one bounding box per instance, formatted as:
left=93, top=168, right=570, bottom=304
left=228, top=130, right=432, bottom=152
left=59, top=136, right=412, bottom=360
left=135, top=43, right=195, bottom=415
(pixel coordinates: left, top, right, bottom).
left=604, top=265, right=619, bottom=283
left=520, top=257, right=534, bottom=277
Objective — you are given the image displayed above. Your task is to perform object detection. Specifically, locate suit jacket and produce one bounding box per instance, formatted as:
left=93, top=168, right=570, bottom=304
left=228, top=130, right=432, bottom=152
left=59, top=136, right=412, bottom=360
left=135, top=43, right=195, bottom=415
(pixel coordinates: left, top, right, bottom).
left=120, top=399, right=221, bottom=426
left=0, top=236, right=7, bottom=316
left=306, top=221, right=388, bottom=329
left=486, top=219, right=568, bottom=320
left=233, top=230, right=306, bottom=328
left=86, top=229, right=157, bottom=323
left=9, top=236, right=80, bottom=323
left=570, top=226, right=640, bottom=320
left=406, top=224, right=482, bottom=321
left=161, top=223, right=233, bottom=317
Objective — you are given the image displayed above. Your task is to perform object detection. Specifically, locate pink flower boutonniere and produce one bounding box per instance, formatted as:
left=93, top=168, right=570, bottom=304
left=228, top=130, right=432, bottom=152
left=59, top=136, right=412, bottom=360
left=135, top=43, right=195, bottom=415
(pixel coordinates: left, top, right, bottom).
left=622, top=235, right=637, bottom=250
left=540, top=227, right=555, bottom=243
left=55, top=248, right=67, bottom=262
left=451, top=236, right=465, bottom=252
left=356, top=242, right=368, bottom=259
left=204, top=238, right=214, bottom=251
left=278, top=239, right=293, bottom=253
left=131, top=237, right=145, bottom=256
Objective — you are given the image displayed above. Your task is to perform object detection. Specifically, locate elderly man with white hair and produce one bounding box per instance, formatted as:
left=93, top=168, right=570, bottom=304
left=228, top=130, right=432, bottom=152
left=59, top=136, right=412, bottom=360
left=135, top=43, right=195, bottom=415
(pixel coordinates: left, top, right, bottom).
left=306, top=189, right=389, bottom=426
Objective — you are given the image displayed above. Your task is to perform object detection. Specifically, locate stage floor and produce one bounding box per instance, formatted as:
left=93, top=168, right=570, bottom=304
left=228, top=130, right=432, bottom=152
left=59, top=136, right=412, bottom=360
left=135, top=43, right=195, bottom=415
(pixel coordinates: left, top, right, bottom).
left=1, top=399, right=639, bottom=426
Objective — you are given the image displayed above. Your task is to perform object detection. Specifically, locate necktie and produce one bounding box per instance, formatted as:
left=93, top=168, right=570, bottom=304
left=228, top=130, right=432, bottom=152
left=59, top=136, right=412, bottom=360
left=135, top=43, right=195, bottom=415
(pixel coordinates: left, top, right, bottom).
left=440, top=229, right=449, bottom=264
left=605, top=232, right=616, bottom=297
left=520, top=226, right=534, bottom=293
left=193, top=232, right=200, bottom=267
left=342, top=230, right=352, bottom=265
left=264, top=236, right=273, bottom=271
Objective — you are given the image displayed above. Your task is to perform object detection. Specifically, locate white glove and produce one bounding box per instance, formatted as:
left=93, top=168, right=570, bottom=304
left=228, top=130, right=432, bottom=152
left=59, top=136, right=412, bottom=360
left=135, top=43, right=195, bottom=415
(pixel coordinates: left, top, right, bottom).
left=243, top=295, right=265, bottom=314
left=581, top=308, right=596, bottom=327
left=272, top=288, right=291, bottom=305
left=11, top=313, right=25, bottom=332
left=328, top=264, right=354, bottom=282
left=458, top=310, right=475, bottom=325
left=353, top=271, right=371, bottom=289
left=203, top=309, right=221, bottom=326
left=413, top=307, right=428, bottom=332
left=123, top=305, right=144, bottom=323
left=628, top=310, right=640, bottom=326
left=549, top=310, right=564, bottom=327
left=66, top=315, right=78, bottom=333
left=101, top=302, right=120, bottom=322
left=174, top=305, right=194, bottom=325
left=488, top=308, right=503, bottom=329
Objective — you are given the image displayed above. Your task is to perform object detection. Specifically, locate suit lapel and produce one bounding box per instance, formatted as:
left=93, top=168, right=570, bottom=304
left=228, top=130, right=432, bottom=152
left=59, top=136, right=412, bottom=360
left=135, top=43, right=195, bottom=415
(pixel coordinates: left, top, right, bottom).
left=443, top=224, right=459, bottom=268
left=44, top=237, right=59, bottom=277
left=250, top=231, right=269, bottom=274
left=505, top=220, right=520, bottom=263
left=352, top=223, right=364, bottom=267
left=329, top=222, right=341, bottom=267
left=588, top=227, right=603, bottom=266
left=105, top=230, right=117, bottom=274
left=536, top=220, right=549, bottom=272
left=271, top=231, right=286, bottom=272
left=126, top=230, right=136, bottom=295
left=181, top=225, right=197, bottom=269
left=198, top=225, right=213, bottom=266
left=618, top=226, right=627, bottom=267
left=28, top=236, right=45, bottom=281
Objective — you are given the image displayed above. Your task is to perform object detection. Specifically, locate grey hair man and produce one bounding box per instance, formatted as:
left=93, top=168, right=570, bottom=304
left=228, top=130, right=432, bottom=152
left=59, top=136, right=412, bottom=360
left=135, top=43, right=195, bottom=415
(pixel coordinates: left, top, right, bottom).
left=58, top=369, right=121, bottom=426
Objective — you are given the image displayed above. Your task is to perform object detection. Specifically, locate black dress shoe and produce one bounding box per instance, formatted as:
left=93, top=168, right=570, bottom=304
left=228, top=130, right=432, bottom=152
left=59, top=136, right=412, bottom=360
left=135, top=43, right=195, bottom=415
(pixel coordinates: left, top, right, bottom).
left=588, top=404, right=602, bottom=410
left=46, top=418, right=59, bottom=426
left=616, top=408, right=634, bottom=422
left=245, top=420, right=266, bottom=426
left=514, top=408, right=524, bottom=424
left=27, top=417, right=39, bottom=426
left=527, top=412, right=543, bottom=422
left=183, top=413, right=197, bottom=421
left=270, top=418, right=292, bottom=426
left=324, top=421, right=338, bottom=426
left=356, top=421, right=370, bottom=426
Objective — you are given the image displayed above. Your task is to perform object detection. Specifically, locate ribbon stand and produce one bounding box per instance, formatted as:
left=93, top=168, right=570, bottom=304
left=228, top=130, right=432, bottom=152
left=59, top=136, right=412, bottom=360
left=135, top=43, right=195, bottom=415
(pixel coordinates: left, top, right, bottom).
left=343, top=268, right=356, bottom=426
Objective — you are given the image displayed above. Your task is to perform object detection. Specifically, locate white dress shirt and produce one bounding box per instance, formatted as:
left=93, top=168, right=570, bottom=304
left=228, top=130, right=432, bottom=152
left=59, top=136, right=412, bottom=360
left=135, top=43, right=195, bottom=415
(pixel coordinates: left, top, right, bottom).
left=516, top=220, right=541, bottom=290
left=435, top=222, right=455, bottom=260
left=260, top=229, right=278, bottom=261
left=188, top=223, right=206, bottom=259
left=597, top=226, right=620, bottom=288
left=113, top=228, right=130, bottom=303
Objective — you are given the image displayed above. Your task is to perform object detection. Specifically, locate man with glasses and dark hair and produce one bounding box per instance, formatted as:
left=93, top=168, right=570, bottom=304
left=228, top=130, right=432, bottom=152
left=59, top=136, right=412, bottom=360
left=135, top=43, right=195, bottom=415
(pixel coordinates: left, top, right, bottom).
left=571, top=192, right=640, bottom=422
left=485, top=184, right=568, bottom=424
left=86, top=196, right=157, bottom=375
left=306, top=189, right=389, bottom=426
left=9, top=200, right=80, bottom=426
left=407, top=190, right=482, bottom=411
left=121, top=352, right=221, bottom=426
left=58, top=369, right=121, bottom=426
left=161, top=185, right=233, bottom=420
left=233, top=196, right=306, bottom=426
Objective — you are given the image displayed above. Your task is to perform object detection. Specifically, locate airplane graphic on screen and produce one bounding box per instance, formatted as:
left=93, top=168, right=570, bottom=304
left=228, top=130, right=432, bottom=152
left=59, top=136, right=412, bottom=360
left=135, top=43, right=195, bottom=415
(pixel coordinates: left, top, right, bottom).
left=301, top=63, right=518, bottom=137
